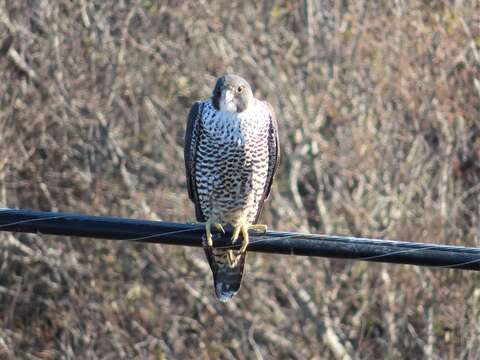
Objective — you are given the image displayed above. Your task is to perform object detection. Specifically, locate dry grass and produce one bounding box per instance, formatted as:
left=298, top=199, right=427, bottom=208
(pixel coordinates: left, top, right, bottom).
left=1, top=0, right=479, bottom=358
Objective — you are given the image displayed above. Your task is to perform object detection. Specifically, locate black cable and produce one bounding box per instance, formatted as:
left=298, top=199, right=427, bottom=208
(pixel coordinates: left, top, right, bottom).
left=1, top=208, right=479, bottom=271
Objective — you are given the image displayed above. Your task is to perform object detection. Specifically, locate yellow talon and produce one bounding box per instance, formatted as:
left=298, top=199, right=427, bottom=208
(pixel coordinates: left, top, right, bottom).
left=239, top=224, right=249, bottom=253
left=214, top=223, right=225, bottom=234
left=231, top=220, right=268, bottom=255
left=204, top=218, right=268, bottom=268
left=205, top=219, right=225, bottom=247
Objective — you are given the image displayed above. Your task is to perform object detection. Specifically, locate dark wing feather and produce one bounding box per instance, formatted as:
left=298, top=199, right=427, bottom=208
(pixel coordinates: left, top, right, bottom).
left=184, top=101, right=206, bottom=222
left=254, top=101, right=280, bottom=223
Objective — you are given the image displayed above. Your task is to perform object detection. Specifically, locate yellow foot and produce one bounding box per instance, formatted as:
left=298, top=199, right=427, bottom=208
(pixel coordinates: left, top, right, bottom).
left=231, top=220, right=268, bottom=255
left=205, top=219, right=225, bottom=247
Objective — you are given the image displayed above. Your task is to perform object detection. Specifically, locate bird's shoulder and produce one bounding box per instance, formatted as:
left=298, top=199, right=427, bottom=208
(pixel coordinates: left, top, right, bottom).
left=251, top=98, right=274, bottom=117
left=189, top=99, right=213, bottom=115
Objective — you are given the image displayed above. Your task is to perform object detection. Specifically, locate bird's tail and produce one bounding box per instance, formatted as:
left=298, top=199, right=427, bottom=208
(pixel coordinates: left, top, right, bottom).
left=204, top=247, right=246, bottom=302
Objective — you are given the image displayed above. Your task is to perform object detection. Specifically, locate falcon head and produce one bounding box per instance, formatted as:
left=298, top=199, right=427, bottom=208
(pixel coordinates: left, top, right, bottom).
left=212, top=75, right=253, bottom=113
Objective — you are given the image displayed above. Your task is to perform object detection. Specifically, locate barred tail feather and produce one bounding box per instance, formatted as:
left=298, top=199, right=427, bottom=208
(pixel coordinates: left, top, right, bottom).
left=204, top=247, right=246, bottom=302
left=214, top=261, right=244, bottom=302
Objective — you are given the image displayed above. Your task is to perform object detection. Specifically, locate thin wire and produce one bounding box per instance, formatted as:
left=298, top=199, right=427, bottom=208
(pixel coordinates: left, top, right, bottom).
left=437, top=257, right=480, bottom=269
left=0, top=214, right=71, bottom=229
left=126, top=225, right=205, bottom=242
left=358, top=245, right=441, bottom=261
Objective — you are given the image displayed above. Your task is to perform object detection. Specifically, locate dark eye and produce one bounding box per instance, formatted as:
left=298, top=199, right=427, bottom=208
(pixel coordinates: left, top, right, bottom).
left=237, top=86, right=243, bottom=93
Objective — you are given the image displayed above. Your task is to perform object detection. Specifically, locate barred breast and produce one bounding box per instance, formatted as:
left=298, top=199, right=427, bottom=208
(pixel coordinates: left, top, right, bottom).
left=195, top=100, right=271, bottom=225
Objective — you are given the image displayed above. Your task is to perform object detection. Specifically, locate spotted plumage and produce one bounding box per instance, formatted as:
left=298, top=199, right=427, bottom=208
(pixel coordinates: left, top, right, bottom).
left=184, top=75, right=279, bottom=301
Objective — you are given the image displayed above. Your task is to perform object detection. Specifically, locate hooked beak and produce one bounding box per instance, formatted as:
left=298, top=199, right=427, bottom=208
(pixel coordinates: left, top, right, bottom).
left=220, top=88, right=237, bottom=112
left=223, top=88, right=234, bottom=103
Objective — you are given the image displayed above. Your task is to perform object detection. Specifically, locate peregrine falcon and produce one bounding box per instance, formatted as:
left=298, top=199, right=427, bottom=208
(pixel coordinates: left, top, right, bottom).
left=184, top=74, right=280, bottom=301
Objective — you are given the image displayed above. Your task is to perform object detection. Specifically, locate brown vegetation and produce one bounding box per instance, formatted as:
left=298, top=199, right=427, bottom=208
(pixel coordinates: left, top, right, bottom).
left=1, top=0, right=479, bottom=358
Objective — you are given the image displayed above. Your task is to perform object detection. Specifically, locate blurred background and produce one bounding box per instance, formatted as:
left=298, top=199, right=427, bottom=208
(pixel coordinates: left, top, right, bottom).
left=1, top=0, right=479, bottom=358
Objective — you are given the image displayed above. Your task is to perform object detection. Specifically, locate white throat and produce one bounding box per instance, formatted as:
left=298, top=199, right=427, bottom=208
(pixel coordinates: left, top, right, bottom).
left=219, top=100, right=237, bottom=113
